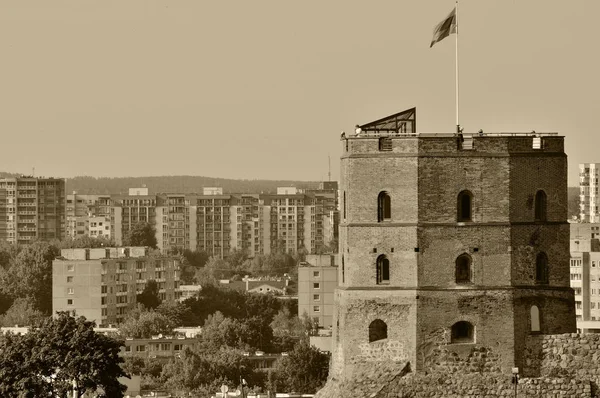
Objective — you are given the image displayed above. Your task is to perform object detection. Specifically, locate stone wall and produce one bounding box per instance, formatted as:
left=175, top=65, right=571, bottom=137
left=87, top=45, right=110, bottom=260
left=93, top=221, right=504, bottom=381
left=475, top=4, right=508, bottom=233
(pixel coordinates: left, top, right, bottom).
left=317, top=333, right=600, bottom=398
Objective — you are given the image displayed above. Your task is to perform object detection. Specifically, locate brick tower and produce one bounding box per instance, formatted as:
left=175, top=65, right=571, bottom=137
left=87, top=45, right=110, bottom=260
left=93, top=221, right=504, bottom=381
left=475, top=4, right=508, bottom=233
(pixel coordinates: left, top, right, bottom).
left=331, top=108, right=575, bottom=382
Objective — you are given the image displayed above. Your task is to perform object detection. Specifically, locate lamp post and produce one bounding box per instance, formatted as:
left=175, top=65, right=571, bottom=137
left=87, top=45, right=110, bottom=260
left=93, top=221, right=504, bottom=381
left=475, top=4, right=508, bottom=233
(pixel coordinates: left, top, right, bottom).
left=511, top=367, right=519, bottom=398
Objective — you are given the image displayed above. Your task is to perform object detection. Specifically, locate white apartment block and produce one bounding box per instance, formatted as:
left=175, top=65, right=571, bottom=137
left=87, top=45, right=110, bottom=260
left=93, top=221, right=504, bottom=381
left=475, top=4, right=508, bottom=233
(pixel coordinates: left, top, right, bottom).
left=579, top=163, right=600, bottom=222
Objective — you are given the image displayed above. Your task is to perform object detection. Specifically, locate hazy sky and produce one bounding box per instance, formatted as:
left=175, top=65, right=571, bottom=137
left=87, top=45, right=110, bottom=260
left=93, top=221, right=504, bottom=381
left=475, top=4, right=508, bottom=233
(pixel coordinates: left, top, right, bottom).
left=1, top=1, right=597, bottom=185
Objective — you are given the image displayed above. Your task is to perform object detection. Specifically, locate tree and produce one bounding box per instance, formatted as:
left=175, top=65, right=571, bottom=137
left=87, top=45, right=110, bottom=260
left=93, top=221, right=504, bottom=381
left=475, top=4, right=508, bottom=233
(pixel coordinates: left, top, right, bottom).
left=0, top=297, right=46, bottom=327
left=123, top=221, right=157, bottom=248
left=156, top=300, right=198, bottom=327
left=0, top=241, right=59, bottom=314
left=137, top=280, right=162, bottom=309
left=0, top=312, right=127, bottom=397
left=272, top=340, right=329, bottom=394
left=160, top=344, right=263, bottom=396
left=270, top=308, right=306, bottom=351
left=119, top=306, right=174, bottom=338
left=59, top=235, right=116, bottom=249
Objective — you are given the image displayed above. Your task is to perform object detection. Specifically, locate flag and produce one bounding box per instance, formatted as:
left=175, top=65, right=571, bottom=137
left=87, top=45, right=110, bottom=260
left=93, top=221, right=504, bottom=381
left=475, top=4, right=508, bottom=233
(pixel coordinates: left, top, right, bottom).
left=430, top=7, right=457, bottom=48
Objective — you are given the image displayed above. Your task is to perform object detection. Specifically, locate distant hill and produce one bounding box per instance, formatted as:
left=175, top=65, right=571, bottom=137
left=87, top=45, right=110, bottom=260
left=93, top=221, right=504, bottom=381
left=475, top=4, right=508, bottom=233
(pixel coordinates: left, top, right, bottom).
left=62, top=175, right=322, bottom=195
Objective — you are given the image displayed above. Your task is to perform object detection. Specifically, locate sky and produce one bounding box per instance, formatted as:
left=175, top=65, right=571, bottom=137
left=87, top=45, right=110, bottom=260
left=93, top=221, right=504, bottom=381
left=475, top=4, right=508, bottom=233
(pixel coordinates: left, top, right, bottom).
left=0, top=1, right=598, bottom=186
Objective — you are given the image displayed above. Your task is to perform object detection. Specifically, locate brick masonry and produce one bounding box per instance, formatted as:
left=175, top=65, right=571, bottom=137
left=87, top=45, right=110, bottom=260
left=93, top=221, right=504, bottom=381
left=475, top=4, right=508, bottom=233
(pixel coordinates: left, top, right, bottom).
left=321, top=132, right=578, bottom=397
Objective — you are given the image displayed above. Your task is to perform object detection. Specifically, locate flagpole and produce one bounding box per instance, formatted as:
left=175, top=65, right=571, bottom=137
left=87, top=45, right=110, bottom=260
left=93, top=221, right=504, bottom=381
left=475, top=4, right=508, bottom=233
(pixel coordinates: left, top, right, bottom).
left=455, top=0, right=460, bottom=134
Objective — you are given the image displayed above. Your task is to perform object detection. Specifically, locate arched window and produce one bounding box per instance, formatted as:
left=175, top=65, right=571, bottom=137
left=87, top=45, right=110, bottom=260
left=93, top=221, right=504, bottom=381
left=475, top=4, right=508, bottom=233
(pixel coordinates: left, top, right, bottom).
left=535, top=252, right=549, bottom=284
left=376, top=255, right=390, bottom=284
left=369, top=319, right=387, bottom=342
left=530, top=305, right=541, bottom=332
left=535, top=190, right=547, bottom=221
left=377, top=191, right=391, bottom=222
left=451, top=321, right=474, bottom=344
left=455, top=254, right=472, bottom=284
left=457, top=191, right=473, bottom=222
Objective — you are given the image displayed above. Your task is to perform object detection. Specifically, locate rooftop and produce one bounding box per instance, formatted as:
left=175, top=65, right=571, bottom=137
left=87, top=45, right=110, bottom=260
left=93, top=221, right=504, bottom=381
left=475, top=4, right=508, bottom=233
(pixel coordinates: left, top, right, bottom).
left=349, top=107, right=559, bottom=138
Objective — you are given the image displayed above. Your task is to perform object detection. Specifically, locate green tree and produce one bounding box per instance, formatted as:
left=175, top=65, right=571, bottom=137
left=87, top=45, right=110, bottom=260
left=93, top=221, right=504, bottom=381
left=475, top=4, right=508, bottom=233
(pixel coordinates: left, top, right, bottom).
left=137, top=279, right=162, bottom=309
left=156, top=300, right=198, bottom=327
left=123, top=221, right=157, bottom=248
left=0, top=312, right=127, bottom=397
left=272, top=340, right=329, bottom=394
left=119, top=306, right=174, bottom=338
left=270, top=307, right=306, bottom=351
left=0, top=297, right=46, bottom=327
left=160, top=344, right=263, bottom=396
left=0, top=241, right=59, bottom=314
left=59, top=235, right=116, bottom=249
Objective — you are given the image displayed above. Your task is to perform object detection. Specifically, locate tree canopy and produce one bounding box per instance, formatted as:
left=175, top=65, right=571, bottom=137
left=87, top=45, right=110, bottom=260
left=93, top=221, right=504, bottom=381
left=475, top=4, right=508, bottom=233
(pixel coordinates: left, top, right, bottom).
left=137, top=279, right=162, bottom=310
left=119, top=305, right=174, bottom=339
left=271, top=340, right=330, bottom=394
left=123, top=221, right=157, bottom=248
left=0, top=241, right=59, bottom=314
left=0, top=312, right=127, bottom=397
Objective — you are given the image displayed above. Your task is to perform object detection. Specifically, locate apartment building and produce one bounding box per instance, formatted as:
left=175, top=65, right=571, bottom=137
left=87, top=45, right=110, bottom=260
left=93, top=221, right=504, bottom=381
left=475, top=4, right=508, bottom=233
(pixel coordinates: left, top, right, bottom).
left=0, top=176, right=66, bottom=244
left=110, top=194, right=158, bottom=246
left=107, top=185, right=338, bottom=257
left=579, top=163, right=600, bottom=222
left=66, top=193, right=111, bottom=238
left=570, top=231, right=600, bottom=332
left=298, top=254, right=338, bottom=329
left=52, top=247, right=181, bottom=326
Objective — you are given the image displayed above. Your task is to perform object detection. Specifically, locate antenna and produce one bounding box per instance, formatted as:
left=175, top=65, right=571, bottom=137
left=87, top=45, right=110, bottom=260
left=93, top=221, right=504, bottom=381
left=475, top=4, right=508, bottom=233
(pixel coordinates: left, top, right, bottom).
left=328, top=155, right=331, bottom=182
left=32, top=167, right=35, bottom=177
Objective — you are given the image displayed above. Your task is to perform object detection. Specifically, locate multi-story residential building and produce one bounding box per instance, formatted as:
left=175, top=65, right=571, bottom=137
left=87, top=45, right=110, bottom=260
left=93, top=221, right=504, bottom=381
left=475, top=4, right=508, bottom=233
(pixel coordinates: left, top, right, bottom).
left=109, top=185, right=338, bottom=257
left=88, top=216, right=111, bottom=239
left=110, top=194, right=158, bottom=246
left=66, top=193, right=111, bottom=238
left=570, top=229, right=600, bottom=332
left=298, top=254, right=338, bottom=329
left=571, top=222, right=600, bottom=241
left=0, top=176, right=66, bottom=244
left=579, top=163, right=600, bottom=222
left=52, top=247, right=181, bottom=326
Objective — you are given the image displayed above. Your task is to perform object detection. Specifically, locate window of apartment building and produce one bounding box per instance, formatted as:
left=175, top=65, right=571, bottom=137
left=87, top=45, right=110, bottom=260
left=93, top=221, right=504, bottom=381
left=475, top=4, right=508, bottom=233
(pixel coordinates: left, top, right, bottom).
left=313, top=282, right=320, bottom=289
left=67, top=264, right=74, bottom=272
left=67, top=299, right=73, bottom=305
left=593, top=302, right=597, bottom=309
left=313, top=271, right=320, bottom=278
left=576, top=301, right=582, bottom=309
left=136, top=345, right=146, bottom=352
left=593, top=261, right=597, bottom=268
left=313, top=294, right=321, bottom=301
left=125, top=346, right=131, bottom=352
left=313, top=306, right=320, bottom=312
left=67, top=276, right=73, bottom=283
left=67, top=288, right=74, bottom=295
left=101, top=297, right=106, bottom=305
